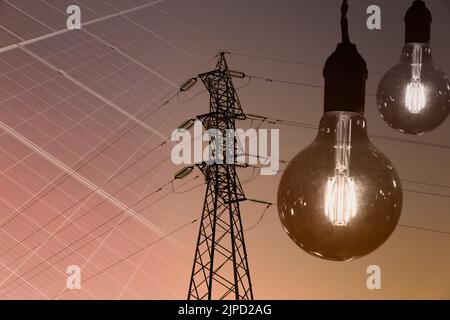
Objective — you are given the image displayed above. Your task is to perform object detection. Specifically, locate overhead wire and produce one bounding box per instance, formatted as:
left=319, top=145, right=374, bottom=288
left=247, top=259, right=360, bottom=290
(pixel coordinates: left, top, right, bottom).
left=243, top=150, right=450, bottom=198
left=52, top=216, right=200, bottom=299
left=225, top=51, right=384, bottom=76
left=0, top=56, right=219, bottom=289
left=246, top=114, right=450, bottom=150
left=247, top=200, right=450, bottom=236
left=0, top=54, right=217, bottom=249
left=0, top=175, right=200, bottom=296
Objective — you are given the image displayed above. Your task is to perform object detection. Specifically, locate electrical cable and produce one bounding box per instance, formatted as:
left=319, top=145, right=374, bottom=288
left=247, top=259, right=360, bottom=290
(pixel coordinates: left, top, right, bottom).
left=0, top=159, right=171, bottom=271
left=225, top=52, right=384, bottom=76
left=52, top=216, right=199, bottom=299
left=0, top=176, right=200, bottom=296
left=245, top=204, right=271, bottom=232
left=0, top=55, right=218, bottom=254
left=246, top=114, right=450, bottom=150
left=247, top=200, right=450, bottom=236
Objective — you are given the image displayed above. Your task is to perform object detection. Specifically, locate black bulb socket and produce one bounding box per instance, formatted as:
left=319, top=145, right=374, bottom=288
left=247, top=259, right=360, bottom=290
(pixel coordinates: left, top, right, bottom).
left=323, top=42, right=368, bottom=114
left=405, top=0, right=432, bottom=44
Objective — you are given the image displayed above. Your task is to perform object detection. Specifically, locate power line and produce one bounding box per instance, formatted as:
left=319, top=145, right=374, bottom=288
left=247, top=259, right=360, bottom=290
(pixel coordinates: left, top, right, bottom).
left=403, top=189, right=450, bottom=199
left=0, top=54, right=217, bottom=246
left=228, top=52, right=324, bottom=68
left=244, top=152, right=450, bottom=198
left=0, top=175, right=200, bottom=296
left=226, top=51, right=384, bottom=76
left=247, top=200, right=450, bottom=236
left=0, top=91, right=178, bottom=230
left=247, top=74, right=376, bottom=97
left=397, top=224, right=450, bottom=236
left=248, top=75, right=324, bottom=90
left=246, top=114, right=450, bottom=150
left=245, top=203, right=271, bottom=232
left=0, top=33, right=194, bottom=233
left=401, top=179, right=450, bottom=190
left=53, top=217, right=199, bottom=299
left=0, top=116, right=218, bottom=286
left=0, top=159, right=171, bottom=270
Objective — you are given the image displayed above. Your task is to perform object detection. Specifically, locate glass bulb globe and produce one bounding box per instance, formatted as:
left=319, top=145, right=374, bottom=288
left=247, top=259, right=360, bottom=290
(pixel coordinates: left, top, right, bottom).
left=277, top=112, right=403, bottom=261
left=377, top=43, right=450, bottom=135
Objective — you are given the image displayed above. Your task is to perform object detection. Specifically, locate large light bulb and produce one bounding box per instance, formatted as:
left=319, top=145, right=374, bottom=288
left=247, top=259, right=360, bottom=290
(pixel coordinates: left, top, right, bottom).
left=377, top=43, right=450, bottom=134
left=277, top=112, right=403, bottom=261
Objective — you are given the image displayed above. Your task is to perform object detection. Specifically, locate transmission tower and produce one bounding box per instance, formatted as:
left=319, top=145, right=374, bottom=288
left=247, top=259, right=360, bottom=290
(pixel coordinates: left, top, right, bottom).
left=188, top=53, right=254, bottom=300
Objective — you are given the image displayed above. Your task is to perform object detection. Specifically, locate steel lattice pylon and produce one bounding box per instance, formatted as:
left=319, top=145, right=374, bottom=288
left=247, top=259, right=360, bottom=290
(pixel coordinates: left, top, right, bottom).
left=188, top=53, right=253, bottom=300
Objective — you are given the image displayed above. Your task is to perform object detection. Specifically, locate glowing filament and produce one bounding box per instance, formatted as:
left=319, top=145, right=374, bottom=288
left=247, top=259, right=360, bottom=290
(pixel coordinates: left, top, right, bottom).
left=325, top=174, right=357, bottom=226
left=406, top=81, right=426, bottom=113
left=405, top=44, right=426, bottom=113
left=324, top=114, right=357, bottom=226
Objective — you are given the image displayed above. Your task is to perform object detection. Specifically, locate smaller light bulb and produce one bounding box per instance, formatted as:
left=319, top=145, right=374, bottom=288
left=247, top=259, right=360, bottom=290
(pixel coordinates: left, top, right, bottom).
left=377, top=1, right=450, bottom=135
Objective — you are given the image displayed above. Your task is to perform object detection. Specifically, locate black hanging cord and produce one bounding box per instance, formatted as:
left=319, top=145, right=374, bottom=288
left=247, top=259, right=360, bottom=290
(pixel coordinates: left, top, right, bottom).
left=341, top=0, right=350, bottom=43
left=322, top=0, right=368, bottom=114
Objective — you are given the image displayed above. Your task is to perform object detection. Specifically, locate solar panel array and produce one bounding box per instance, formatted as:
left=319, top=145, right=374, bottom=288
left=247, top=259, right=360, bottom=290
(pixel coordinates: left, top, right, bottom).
left=0, top=0, right=208, bottom=299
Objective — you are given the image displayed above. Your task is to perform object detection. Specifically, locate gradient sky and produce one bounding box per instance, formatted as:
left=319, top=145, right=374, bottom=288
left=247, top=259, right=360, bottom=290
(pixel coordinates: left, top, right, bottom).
left=0, top=0, right=449, bottom=300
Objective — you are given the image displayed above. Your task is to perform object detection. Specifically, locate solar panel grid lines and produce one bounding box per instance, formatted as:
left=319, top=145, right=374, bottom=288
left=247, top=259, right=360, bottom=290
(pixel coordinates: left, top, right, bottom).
left=52, top=166, right=173, bottom=299
left=0, top=0, right=167, bottom=54
left=149, top=0, right=201, bottom=34
left=0, top=156, right=172, bottom=276
left=51, top=176, right=201, bottom=299
left=0, top=80, right=207, bottom=258
left=57, top=221, right=200, bottom=299
left=0, top=257, right=51, bottom=299
left=4, top=0, right=66, bottom=32
left=22, top=30, right=175, bottom=120
left=20, top=45, right=169, bottom=140
left=0, top=154, right=171, bottom=267
left=0, top=0, right=53, bottom=41
left=0, top=175, right=195, bottom=298
left=0, top=151, right=177, bottom=278
left=0, top=0, right=212, bottom=299
left=84, top=29, right=180, bottom=87
left=0, top=47, right=171, bottom=191
left=0, top=178, right=185, bottom=300
left=66, top=0, right=197, bottom=59
left=0, top=47, right=190, bottom=298
left=0, top=24, right=21, bottom=48
left=0, top=108, right=169, bottom=233
left=0, top=118, right=179, bottom=241
left=0, top=207, right=147, bottom=300
left=0, top=135, right=181, bottom=298
left=79, top=15, right=186, bottom=85
left=0, top=75, right=200, bottom=296
left=0, top=48, right=195, bottom=220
